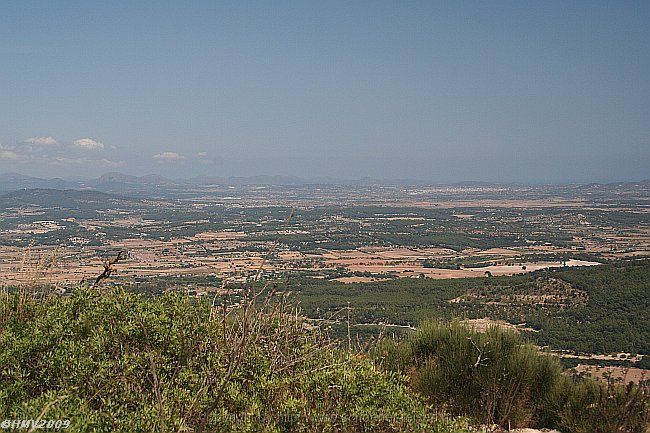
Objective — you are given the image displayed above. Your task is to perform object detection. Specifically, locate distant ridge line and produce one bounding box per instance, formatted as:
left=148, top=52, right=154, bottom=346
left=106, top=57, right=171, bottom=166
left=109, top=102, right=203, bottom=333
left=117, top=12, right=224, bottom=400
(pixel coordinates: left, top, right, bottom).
left=1, top=171, right=649, bottom=192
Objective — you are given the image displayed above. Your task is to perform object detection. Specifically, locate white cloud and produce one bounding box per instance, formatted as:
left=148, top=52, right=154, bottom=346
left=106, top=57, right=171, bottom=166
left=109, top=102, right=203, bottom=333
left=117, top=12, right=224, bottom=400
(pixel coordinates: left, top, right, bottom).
left=153, top=151, right=185, bottom=161
left=24, top=136, right=58, bottom=145
left=197, top=151, right=208, bottom=157
left=0, top=140, right=124, bottom=170
left=73, top=138, right=105, bottom=150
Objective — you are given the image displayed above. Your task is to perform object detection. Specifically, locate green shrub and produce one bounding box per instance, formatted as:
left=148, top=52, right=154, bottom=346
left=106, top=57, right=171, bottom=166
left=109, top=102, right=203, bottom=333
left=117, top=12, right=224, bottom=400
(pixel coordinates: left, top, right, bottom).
left=377, top=320, right=650, bottom=432
left=378, top=320, right=563, bottom=427
left=0, top=288, right=467, bottom=433
left=547, top=376, right=650, bottom=433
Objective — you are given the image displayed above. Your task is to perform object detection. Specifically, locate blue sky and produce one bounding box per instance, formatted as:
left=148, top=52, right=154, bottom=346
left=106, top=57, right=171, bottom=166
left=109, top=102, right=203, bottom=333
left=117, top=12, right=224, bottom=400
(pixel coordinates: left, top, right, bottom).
left=1, top=1, right=648, bottom=182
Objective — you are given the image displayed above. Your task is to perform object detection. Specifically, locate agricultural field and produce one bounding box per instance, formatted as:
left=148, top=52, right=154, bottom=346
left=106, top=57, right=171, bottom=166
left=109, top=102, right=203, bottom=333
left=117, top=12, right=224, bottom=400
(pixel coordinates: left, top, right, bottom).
left=1, top=179, right=648, bottom=385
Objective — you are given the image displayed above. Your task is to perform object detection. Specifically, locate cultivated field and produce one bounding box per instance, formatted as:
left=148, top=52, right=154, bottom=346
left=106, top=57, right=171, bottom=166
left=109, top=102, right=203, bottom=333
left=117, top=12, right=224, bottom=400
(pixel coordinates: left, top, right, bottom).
left=1, top=181, right=648, bottom=384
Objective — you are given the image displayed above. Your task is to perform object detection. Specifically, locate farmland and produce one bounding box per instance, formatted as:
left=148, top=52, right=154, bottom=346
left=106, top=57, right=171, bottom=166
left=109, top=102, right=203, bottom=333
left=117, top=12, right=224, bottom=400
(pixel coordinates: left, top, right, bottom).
left=1, top=179, right=648, bottom=384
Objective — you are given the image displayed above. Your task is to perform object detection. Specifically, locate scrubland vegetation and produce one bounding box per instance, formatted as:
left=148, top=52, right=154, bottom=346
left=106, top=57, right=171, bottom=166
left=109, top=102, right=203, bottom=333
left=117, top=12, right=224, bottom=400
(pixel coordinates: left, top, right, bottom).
left=378, top=320, right=649, bottom=432
left=0, top=288, right=467, bottom=433
left=1, top=286, right=648, bottom=432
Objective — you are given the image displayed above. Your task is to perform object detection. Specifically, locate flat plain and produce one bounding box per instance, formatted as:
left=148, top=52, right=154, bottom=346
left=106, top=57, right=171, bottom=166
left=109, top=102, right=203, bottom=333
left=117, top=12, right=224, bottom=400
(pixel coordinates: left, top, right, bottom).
left=1, top=178, right=648, bottom=384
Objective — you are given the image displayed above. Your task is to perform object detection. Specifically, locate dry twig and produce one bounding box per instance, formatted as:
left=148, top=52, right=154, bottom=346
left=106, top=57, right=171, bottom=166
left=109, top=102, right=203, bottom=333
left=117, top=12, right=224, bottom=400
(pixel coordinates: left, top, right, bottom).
left=91, top=250, right=127, bottom=289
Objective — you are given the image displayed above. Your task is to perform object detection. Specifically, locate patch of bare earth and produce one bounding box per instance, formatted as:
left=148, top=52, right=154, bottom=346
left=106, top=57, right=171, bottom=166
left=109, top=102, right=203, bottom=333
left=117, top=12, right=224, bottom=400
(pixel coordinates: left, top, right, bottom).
left=574, top=365, right=648, bottom=385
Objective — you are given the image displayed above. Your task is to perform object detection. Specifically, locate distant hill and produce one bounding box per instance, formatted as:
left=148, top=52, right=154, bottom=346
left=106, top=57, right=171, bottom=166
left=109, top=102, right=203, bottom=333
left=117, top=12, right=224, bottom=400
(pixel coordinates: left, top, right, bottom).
left=0, top=188, right=141, bottom=211
left=0, top=172, right=77, bottom=193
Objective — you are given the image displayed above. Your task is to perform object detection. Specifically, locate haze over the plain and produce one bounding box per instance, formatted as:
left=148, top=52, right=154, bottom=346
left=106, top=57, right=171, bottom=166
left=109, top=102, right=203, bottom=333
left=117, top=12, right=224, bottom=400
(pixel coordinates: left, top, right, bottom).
left=1, top=1, right=648, bottom=183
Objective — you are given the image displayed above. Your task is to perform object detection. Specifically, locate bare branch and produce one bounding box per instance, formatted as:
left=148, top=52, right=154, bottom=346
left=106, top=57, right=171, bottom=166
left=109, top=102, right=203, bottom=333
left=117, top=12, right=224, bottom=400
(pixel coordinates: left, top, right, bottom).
left=91, top=250, right=127, bottom=289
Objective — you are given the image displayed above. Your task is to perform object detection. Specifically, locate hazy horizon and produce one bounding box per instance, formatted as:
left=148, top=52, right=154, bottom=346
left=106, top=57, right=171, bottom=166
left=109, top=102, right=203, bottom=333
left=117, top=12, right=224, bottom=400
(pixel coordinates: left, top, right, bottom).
left=2, top=1, right=649, bottom=183
left=2, top=169, right=649, bottom=188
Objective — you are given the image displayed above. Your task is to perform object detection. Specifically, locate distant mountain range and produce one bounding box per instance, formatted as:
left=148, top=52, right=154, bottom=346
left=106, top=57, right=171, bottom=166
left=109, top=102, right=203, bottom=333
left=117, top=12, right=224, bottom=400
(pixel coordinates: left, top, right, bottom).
left=0, top=173, right=80, bottom=192
left=1, top=171, right=648, bottom=196
left=0, top=172, right=303, bottom=194
left=0, top=171, right=421, bottom=194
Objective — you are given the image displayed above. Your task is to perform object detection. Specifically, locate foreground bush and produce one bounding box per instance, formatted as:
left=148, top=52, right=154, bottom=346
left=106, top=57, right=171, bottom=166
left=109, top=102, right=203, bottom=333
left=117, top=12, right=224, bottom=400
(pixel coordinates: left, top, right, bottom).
left=548, top=376, right=650, bottom=433
left=0, top=288, right=466, bottom=433
left=378, top=320, right=650, bottom=432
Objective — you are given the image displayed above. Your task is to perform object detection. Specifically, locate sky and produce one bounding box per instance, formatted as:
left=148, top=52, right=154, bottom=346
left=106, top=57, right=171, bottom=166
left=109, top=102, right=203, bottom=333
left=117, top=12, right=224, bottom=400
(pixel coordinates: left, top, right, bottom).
left=1, top=1, right=648, bottom=183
